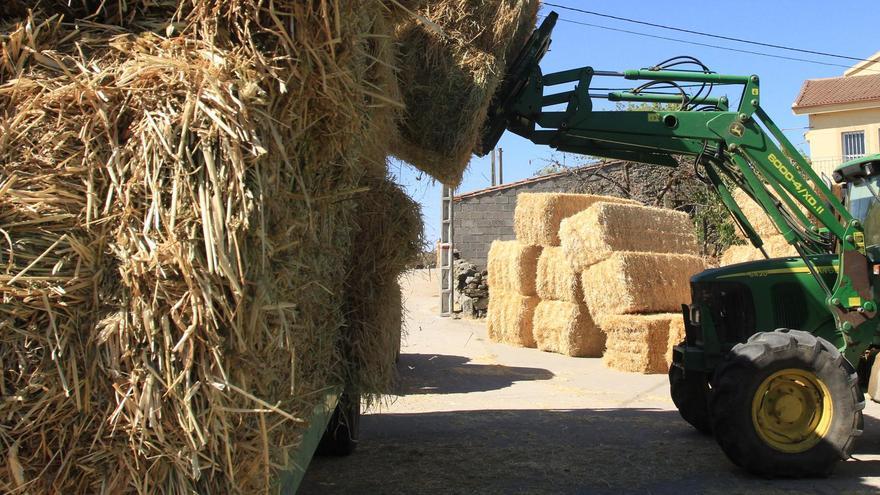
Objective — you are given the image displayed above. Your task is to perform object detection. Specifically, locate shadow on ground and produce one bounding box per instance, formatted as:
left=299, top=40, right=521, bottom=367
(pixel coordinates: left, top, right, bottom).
left=395, top=353, right=554, bottom=395
left=300, top=407, right=880, bottom=495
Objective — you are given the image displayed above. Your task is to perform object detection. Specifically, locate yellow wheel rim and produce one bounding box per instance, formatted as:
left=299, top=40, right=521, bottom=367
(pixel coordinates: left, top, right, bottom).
left=751, top=368, right=833, bottom=453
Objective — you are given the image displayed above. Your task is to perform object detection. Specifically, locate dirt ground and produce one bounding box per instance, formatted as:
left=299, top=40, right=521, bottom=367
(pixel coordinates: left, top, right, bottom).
left=300, top=269, right=880, bottom=494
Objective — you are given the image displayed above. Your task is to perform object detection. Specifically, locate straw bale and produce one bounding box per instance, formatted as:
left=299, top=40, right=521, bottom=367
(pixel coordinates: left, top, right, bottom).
left=720, top=235, right=797, bottom=265
left=344, top=174, right=422, bottom=393
left=732, top=188, right=781, bottom=238
left=0, top=4, right=408, bottom=492
left=487, top=240, right=541, bottom=296
left=560, top=202, right=699, bottom=272
left=486, top=291, right=538, bottom=347
left=666, top=316, right=687, bottom=368
left=533, top=300, right=604, bottom=357
left=582, top=252, right=705, bottom=318
left=392, top=0, right=539, bottom=186
left=602, top=314, right=678, bottom=374
left=536, top=246, right=583, bottom=302
left=514, top=193, right=637, bottom=246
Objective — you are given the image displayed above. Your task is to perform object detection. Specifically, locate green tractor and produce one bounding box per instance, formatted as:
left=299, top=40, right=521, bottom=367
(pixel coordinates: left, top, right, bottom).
left=482, top=12, right=880, bottom=476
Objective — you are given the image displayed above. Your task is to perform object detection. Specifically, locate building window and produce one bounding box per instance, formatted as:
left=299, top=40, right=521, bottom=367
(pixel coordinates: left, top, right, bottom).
left=842, top=131, right=865, bottom=161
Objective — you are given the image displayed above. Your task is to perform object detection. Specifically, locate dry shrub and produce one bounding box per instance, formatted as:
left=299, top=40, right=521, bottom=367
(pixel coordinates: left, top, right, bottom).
left=0, top=3, right=407, bottom=492
left=486, top=290, right=538, bottom=347
left=514, top=193, right=636, bottom=246
left=560, top=202, right=699, bottom=272
left=487, top=240, right=541, bottom=296
left=392, top=0, right=539, bottom=186
left=533, top=300, right=604, bottom=357
left=536, top=246, right=582, bottom=303
left=719, top=235, right=797, bottom=265
left=602, top=314, right=678, bottom=374
left=582, top=252, right=705, bottom=318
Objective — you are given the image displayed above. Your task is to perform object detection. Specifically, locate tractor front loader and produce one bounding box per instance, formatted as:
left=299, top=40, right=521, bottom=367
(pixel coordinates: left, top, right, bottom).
left=483, top=12, right=880, bottom=476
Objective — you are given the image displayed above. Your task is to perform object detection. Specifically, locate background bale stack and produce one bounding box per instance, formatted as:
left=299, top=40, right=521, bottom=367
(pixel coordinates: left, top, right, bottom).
left=487, top=240, right=541, bottom=347
left=666, top=317, right=687, bottom=368
left=533, top=300, right=604, bottom=357
left=393, top=0, right=540, bottom=185
left=602, top=314, right=679, bottom=373
left=514, top=193, right=637, bottom=246
left=560, top=203, right=699, bottom=272
left=582, top=252, right=705, bottom=318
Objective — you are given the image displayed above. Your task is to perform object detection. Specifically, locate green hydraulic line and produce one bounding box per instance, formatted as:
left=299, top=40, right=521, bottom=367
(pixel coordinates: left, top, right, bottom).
left=607, top=91, right=722, bottom=106
left=623, top=69, right=752, bottom=84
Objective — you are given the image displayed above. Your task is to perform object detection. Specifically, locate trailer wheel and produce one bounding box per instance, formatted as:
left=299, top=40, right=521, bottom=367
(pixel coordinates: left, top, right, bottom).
left=317, top=392, right=360, bottom=456
left=710, top=329, right=863, bottom=477
left=669, top=363, right=712, bottom=435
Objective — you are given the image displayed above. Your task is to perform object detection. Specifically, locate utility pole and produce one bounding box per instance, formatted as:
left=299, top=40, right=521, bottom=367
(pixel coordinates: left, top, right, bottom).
left=498, top=147, right=504, bottom=184
left=490, top=148, right=496, bottom=186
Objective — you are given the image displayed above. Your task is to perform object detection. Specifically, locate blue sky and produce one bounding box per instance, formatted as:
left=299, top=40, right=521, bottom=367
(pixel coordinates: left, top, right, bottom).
left=391, top=1, right=879, bottom=242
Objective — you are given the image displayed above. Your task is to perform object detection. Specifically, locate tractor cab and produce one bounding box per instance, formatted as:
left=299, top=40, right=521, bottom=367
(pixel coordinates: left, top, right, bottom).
left=837, top=154, right=880, bottom=256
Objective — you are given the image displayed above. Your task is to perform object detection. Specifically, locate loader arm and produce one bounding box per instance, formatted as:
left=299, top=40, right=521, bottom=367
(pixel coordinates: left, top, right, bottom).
left=481, top=12, right=878, bottom=361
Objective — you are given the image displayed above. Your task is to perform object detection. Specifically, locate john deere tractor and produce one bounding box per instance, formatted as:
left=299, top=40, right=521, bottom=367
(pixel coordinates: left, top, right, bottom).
left=482, top=12, right=880, bottom=476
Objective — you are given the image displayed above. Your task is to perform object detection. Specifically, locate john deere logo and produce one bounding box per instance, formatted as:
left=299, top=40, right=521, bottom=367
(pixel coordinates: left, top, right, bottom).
left=729, top=123, right=744, bottom=138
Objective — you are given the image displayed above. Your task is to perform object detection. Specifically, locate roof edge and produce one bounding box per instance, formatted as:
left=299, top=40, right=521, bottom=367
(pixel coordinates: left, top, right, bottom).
left=453, top=160, right=625, bottom=201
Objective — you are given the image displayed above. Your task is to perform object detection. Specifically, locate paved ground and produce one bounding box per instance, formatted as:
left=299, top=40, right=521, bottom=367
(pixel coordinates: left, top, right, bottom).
left=300, top=269, right=880, bottom=494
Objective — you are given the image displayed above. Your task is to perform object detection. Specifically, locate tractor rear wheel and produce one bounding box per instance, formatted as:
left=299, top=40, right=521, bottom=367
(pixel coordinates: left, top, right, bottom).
left=710, top=329, right=863, bottom=477
left=669, top=364, right=712, bottom=435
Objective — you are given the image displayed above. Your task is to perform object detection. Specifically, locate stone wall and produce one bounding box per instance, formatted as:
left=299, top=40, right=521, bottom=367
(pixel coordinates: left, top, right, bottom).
left=453, top=160, right=698, bottom=268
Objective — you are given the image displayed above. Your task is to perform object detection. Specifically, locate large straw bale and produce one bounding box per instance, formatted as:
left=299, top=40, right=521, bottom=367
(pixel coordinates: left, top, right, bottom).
left=533, top=300, right=604, bottom=357
left=392, top=0, right=540, bottom=186
left=487, top=291, right=538, bottom=347
left=560, top=202, right=699, bottom=272
left=602, top=314, right=678, bottom=374
left=732, top=188, right=781, bottom=238
left=666, top=316, right=687, bottom=368
left=536, top=246, right=583, bottom=302
left=720, top=235, right=797, bottom=265
left=487, top=240, right=541, bottom=296
left=514, top=193, right=637, bottom=246
left=344, top=174, right=422, bottom=393
left=582, top=252, right=705, bottom=318
left=0, top=4, right=409, bottom=493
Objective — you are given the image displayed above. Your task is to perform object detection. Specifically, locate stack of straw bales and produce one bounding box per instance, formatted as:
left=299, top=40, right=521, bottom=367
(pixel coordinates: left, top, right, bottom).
left=719, top=189, right=797, bottom=265
left=489, top=193, right=633, bottom=356
left=559, top=203, right=705, bottom=373
left=0, top=1, right=535, bottom=492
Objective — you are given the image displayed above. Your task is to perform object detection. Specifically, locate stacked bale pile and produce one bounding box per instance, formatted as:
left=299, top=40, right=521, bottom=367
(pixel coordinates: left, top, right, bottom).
left=0, top=1, right=536, bottom=492
left=560, top=203, right=705, bottom=373
left=720, top=188, right=797, bottom=265
left=489, top=193, right=633, bottom=354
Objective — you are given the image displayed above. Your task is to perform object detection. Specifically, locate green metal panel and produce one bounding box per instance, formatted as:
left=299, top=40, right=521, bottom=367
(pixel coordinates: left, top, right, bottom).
left=277, top=391, right=339, bottom=494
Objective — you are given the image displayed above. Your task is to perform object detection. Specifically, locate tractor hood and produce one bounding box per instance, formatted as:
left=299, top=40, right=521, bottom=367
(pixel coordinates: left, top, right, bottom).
left=693, top=254, right=838, bottom=284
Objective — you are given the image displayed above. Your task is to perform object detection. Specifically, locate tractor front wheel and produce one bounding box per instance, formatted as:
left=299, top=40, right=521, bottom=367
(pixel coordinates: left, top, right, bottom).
left=710, top=329, right=863, bottom=477
left=669, top=363, right=712, bottom=435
